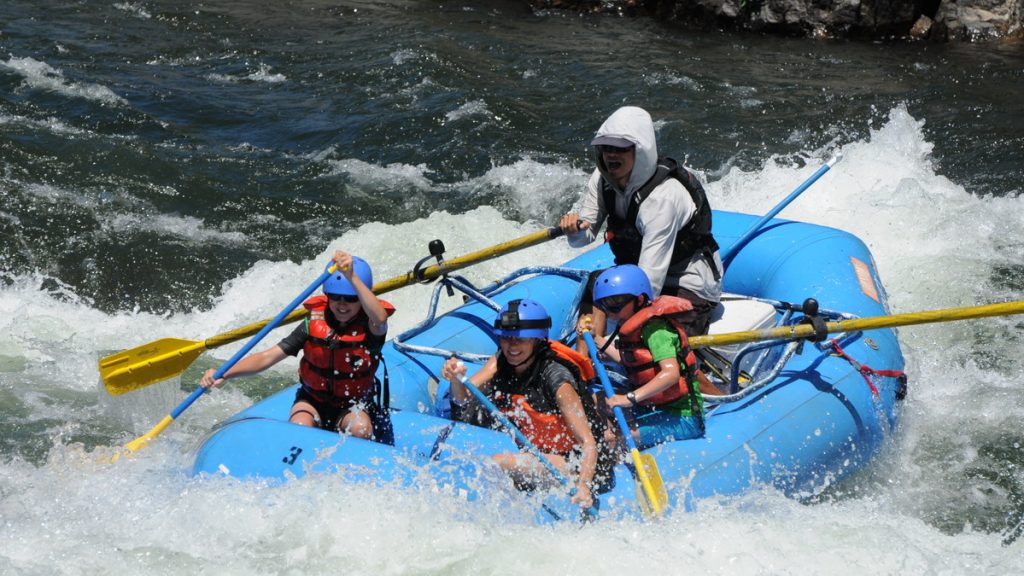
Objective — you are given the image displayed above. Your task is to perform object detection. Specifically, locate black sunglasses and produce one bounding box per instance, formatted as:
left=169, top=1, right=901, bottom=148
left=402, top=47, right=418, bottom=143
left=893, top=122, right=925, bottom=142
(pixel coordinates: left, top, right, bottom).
left=596, top=144, right=634, bottom=154
left=596, top=294, right=634, bottom=314
left=328, top=294, right=360, bottom=303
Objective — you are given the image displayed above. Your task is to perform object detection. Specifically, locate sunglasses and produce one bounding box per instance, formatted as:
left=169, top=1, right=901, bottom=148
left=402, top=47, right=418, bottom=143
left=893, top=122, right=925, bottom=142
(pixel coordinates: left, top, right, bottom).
left=328, top=294, right=360, bottom=303
left=596, top=144, right=634, bottom=154
left=596, top=294, right=634, bottom=314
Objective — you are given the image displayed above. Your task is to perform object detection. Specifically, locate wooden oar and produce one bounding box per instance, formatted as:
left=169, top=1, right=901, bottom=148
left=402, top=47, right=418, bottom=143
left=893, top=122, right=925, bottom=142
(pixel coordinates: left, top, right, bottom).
left=100, top=227, right=565, bottom=395
left=581, top=331, right=669, bottom=518
left=110, top=264, right=340, bottom=461
left=688, top=300, right=1024, bottom=349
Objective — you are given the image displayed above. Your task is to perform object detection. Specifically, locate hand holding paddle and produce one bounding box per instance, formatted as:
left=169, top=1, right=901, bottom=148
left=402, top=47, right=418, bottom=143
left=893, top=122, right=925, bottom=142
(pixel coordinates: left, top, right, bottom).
left=100, top=227, right=565, bottom=396
left=558, top=213, right=590, bottom=235
left=111, top=262, right=340, bottom=461
left=445, top=360, right=595, bottom=513
left=581, top=330, right=669, bottom=518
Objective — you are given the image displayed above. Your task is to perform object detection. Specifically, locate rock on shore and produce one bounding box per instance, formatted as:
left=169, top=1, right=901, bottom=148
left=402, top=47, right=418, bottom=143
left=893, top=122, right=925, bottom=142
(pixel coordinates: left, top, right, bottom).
left=530, top=0, right=1023, bottom=41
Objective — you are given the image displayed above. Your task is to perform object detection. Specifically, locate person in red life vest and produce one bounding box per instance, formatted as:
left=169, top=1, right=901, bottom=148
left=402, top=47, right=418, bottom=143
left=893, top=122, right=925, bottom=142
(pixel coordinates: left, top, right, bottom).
left=200, top=250, right=395, bottom=444
left=583, top=264, right=705, bottom=450
left=558, top=106, right=722, bottom=358
left=440, top=299, right=611, bottom=510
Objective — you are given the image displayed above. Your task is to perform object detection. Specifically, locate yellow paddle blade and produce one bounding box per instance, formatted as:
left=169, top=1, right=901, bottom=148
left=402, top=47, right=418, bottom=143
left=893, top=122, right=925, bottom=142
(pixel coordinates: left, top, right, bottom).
left=100, top=338, right=206, bottom=396
left=631, top=450, right=669, bottom=518
left=99, top=227, right=565, bottom=395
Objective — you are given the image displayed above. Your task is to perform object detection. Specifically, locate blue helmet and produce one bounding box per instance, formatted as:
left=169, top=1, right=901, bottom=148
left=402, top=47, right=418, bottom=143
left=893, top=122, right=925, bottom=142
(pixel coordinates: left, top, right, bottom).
left=593, top=265, right=653, bottom=302
left=323, top=256, right=373, bottom=297
left=493, top=299, right=551, bottom=340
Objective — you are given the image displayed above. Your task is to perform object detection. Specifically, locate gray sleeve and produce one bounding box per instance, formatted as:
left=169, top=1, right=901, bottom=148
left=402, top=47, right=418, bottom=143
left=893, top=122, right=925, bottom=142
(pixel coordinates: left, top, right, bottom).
left=567, top=170, right=606, bottom=248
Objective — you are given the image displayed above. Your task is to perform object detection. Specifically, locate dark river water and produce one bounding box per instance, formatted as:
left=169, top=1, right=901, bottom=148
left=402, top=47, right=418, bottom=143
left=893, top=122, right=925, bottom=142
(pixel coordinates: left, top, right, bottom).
left=2, top=1, right=1023, bottom=573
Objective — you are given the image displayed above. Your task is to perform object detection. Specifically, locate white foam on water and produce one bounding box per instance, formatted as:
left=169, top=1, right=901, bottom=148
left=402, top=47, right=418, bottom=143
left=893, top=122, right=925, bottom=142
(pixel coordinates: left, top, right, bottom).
left=323, top=158, right=435, bottom=191
left=102, top=213, right=250, bottom=245
left=0, top=56, right=128, bottom=106
left=206, top=63, right=287, bottom=85
left=2, top=106, right=1023, bottom=573
left=0, top=111, right=91, bottom=136
left=444, top=99, right=493, bottom=123
left=113, top=2, right=152, bottom=19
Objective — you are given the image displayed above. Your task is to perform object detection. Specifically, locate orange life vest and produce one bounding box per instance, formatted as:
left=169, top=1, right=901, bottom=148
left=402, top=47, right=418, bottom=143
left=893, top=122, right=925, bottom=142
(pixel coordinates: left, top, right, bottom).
left=298, top=295, right=396, bottom=403
left=616, top=295, right=699, bottom=406
left=493, top=340, right=596, bottom=455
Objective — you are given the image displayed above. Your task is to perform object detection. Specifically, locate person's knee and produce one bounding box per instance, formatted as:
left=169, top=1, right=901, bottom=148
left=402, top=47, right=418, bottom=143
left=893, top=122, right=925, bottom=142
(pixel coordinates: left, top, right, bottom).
left=491, top=453, right=518, bottom=472
left=341, top=412, right=373, bottom=438
left=289, top=405, right=319, bottom=427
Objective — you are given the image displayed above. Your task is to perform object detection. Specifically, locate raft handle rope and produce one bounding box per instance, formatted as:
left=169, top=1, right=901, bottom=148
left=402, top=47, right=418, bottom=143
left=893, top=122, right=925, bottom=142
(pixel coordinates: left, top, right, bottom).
left=824, top=338, right=907, bottom=398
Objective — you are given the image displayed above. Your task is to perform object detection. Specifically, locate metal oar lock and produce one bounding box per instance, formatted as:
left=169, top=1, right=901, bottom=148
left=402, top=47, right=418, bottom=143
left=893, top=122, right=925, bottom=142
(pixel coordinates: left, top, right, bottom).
left=795, top=298, right=828, bottom=354
left=413, top=239, right=456, bottom=297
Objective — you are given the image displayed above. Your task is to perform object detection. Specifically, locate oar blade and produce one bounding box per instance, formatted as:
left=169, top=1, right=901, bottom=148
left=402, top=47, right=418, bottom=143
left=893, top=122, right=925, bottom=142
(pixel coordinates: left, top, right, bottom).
left=631, top=452, right=669, bottom=518
left=99, top=338, right=205, bottom=395
left=640, top=453, right=669, bottom=512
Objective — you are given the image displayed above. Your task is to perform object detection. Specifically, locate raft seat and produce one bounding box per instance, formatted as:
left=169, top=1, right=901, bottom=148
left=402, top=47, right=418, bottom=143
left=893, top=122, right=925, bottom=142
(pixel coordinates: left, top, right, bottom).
left=702, top=296, right=779, bottom=386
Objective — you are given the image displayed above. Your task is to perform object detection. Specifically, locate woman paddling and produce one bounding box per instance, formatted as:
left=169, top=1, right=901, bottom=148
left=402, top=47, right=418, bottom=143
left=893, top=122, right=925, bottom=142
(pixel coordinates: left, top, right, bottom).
left=441, top=299, right=612, bottom=510
left=201, top=250, right=395, bottom=444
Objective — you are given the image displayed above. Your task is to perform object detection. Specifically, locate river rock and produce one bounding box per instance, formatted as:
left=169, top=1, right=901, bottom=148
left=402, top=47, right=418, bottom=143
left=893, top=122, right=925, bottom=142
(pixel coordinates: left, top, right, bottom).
left=528, top=0, right=1024, bottom=41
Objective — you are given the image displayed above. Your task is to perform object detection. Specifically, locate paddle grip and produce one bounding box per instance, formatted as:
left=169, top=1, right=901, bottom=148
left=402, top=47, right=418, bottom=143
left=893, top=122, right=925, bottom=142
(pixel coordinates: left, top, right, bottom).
left=211, top=263, right=336, bottom=381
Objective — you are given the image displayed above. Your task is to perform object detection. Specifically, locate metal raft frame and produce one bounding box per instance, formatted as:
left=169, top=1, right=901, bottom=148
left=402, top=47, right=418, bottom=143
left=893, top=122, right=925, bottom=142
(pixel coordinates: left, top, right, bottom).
left=390, top=265, right=864, bottom=409
left=391, top=266, right=592, bottom=364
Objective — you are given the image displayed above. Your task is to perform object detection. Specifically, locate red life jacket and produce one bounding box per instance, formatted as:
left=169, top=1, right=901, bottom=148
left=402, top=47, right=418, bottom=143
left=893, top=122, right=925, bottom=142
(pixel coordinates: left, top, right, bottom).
left=298, top=295, right=396, bottom=403
left=616, top=295, right=699, bottom=406
left=494, top=340, right=596, bottom=455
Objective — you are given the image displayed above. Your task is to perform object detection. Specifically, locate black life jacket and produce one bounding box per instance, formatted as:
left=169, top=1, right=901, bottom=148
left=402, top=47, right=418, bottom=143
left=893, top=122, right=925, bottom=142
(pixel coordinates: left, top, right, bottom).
left=487, top=341, right=607, bottom=455
left=601, top=157, right=721, bottom=280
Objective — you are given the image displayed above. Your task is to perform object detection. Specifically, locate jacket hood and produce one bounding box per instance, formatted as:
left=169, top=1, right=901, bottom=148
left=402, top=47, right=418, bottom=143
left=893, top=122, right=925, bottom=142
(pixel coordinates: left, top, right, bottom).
left=593, top=106, right=658, bottom=195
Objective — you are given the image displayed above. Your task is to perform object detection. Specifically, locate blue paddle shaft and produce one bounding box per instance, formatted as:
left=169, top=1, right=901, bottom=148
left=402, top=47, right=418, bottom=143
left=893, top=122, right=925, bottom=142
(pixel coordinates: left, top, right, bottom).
left=170, top=264, right=337, bottom=420
left=581, top=331, right=642, bottom=453
left=458, top=376, right=573, bottom=489
left=721, top=154, right=842, bottom=268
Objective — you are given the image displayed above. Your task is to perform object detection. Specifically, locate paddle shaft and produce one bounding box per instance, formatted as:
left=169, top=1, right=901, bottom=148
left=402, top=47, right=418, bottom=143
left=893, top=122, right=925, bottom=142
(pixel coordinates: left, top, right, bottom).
left=458, top=376, right=573, bottom=489
left=689, top=300, right=1024, bottom=349
left=101, top=226, right=565, bottom=392
left=581, top=331, right=665, bottom=516
left=720, top=153, right=842, bottom=269
left=114, top=264, right=340, bottom=458
left=209, top=227, right=565, bottom=348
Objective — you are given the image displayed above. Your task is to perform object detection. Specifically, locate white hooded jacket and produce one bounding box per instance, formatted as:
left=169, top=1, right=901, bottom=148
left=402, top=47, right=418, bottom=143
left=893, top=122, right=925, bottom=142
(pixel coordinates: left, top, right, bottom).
left=567, top=106, right=722, bottom=303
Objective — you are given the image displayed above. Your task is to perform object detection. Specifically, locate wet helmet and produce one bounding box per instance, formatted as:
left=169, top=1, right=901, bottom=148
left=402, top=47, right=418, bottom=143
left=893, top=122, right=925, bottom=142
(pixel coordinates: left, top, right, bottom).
left=322, top=256, right=373, bottom=297
left=593, top=264, right=653, bottom=302
left=493, top=299, right=552, bottom=340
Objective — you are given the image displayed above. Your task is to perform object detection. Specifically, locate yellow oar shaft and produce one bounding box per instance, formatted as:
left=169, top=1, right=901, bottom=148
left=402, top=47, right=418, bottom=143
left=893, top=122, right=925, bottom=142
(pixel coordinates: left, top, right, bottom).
left=207, top=227, right=564, bottom=345
left=689, top=300, right=1024, bottom=349
left=203, top=308, right=310, bottom=348
left=373, top=227, right=564, bottom=293
left=101, top=227, right=563, bottom=393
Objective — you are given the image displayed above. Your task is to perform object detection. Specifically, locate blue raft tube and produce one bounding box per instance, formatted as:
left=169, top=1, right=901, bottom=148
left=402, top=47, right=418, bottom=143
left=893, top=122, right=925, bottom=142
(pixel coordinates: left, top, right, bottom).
left=192, top=211, right=907, bottom=524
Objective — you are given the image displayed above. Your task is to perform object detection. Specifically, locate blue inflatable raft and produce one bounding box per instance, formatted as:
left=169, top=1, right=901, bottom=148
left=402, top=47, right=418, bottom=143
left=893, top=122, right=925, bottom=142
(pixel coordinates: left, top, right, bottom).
left=192, top=210, right=907, bottom=523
